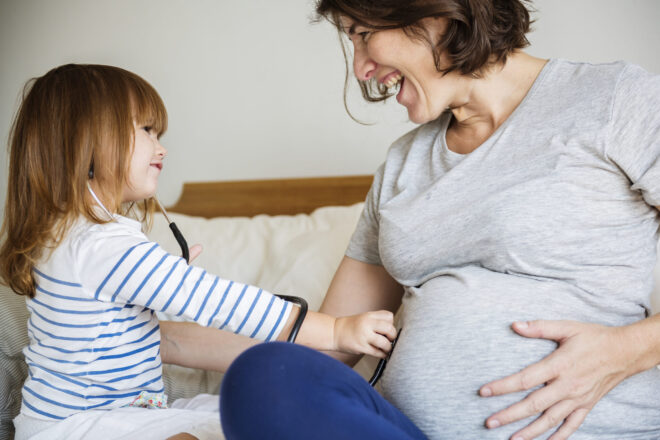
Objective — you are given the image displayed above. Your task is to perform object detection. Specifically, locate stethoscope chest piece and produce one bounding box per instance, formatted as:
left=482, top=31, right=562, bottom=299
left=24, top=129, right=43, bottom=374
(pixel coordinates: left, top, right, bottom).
left=369, top=328, right=401, bottom=387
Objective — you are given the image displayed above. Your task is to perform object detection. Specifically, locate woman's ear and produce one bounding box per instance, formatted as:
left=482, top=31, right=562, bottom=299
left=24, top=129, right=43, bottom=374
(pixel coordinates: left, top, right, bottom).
left=427, top=16, right=448, bottom=42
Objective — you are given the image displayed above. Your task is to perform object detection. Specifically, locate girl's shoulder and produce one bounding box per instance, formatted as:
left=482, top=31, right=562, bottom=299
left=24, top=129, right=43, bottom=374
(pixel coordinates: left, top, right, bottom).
left=33, top=215, right=145, bottom=290
left=70, top=214, right=144, bottom=241
left=63, top=215, right=149, bottom=263
left=36, top=213, right=159, bottom=300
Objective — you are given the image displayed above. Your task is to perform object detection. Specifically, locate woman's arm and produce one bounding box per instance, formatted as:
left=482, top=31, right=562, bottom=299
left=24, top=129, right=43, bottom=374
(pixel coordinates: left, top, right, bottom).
left=315, top=255, right=404, bottom=366
left=480, top=314, right=660, bottom=440
left=160, top=321, right=260, bottom=372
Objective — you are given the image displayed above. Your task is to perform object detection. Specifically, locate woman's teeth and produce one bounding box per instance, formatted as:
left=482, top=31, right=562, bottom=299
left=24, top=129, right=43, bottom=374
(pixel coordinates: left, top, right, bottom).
left=385, top=74, right=404, bottom=89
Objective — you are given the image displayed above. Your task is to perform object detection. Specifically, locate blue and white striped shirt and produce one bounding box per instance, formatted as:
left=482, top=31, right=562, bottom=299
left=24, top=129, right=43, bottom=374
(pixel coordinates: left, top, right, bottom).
left=21, top=215, right=292, bottom=420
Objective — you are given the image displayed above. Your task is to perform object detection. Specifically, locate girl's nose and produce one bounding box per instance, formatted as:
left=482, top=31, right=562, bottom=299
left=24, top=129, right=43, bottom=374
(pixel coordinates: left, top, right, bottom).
left=157, top=142, right=167, bottom=158
left=353, top=44, right=377, bottom=82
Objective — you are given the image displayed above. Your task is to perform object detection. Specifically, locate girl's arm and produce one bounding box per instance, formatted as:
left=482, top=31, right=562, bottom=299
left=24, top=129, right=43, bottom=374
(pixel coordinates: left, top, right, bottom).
left=316, top=256, right=404, bottom=366
left=159, top=304, right=398, bottom=371
left=158, top=245, right=260, bottom=372
left=160, top=256, right=401, bottom=370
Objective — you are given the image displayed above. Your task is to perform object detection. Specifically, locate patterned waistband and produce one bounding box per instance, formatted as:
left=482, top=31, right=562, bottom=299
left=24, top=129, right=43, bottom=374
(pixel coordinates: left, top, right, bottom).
left=127, top=391, right=168, bottom=409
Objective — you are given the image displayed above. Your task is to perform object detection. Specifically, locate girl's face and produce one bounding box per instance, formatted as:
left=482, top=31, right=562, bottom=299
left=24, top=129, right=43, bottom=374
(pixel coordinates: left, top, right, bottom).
left=343, top=16, right=470, bottom=124
left=123, top=122, right=167, bottom=202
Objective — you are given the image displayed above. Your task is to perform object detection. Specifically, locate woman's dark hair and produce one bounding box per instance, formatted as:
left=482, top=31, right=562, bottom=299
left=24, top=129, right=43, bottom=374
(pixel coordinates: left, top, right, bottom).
left=316, top=0, right=533, bottom=104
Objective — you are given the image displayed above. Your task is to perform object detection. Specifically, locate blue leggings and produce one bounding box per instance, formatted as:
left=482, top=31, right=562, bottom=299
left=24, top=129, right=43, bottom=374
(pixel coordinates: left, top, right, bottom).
left=220, top=342, right=427, bottom=440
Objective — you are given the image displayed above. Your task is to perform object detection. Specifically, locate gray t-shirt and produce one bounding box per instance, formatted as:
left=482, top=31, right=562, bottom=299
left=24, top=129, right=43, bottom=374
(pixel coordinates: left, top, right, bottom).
left=347, top=59, right=660, bottom=439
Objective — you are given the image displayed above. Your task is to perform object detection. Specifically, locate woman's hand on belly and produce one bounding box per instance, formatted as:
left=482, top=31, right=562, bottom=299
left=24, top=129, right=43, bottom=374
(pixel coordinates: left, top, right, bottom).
left=477, top=317, right=660, bottom=440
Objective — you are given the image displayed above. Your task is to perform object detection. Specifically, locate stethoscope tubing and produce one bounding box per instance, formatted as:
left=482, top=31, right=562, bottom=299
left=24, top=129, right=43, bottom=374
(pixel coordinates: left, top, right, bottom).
left=157, top=200, right=190, bottom=263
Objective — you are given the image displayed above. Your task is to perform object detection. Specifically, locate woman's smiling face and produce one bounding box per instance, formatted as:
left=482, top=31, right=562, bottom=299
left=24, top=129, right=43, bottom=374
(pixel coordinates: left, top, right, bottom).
left=342, top=16, right=469, bottom=124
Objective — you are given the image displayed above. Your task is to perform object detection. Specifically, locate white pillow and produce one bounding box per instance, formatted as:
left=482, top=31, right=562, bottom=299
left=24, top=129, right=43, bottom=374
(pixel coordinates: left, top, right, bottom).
left=148, top=203, right=364, bottom=311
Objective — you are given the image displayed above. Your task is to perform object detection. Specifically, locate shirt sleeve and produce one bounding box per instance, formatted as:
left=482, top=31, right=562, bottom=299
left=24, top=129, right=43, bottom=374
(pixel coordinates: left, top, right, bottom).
left=606, top=63, right=660, bottom=206
left=74, top=224, right=291, bottom=341
left=345, top=163, right=385, bottom=265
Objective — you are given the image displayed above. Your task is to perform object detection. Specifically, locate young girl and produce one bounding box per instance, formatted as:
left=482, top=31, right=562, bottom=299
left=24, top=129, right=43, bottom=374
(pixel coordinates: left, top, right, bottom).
left=0, top=64, right=396, bottom=440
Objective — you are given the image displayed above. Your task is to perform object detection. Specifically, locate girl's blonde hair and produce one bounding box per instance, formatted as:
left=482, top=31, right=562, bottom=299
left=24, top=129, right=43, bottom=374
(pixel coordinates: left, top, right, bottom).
left=0, top=64, right=168, bottom=297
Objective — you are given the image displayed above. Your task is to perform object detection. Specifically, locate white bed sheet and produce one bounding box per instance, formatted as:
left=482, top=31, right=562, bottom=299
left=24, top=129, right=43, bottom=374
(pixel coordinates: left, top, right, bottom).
left=13, top=394, right=223, bottom=440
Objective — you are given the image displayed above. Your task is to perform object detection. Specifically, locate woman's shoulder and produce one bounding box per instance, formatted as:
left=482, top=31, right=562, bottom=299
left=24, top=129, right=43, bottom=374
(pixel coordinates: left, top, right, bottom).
left=552, top=60, right=660, bottom=126
left=528, top=59, right=656, bottom=129
left=546, top=58, right=654, bottom=93
left=608, top=61, right=659, bottom=105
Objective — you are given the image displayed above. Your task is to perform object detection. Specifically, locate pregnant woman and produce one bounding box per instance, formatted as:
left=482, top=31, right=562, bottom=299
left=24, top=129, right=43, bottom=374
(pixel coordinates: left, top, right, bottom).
left=220, top=1, right=660, bottom=439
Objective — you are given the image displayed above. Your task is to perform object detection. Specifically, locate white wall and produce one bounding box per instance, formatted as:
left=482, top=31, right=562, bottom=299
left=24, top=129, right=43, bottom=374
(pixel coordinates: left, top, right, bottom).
left=1, top=0, right=659, bottom=218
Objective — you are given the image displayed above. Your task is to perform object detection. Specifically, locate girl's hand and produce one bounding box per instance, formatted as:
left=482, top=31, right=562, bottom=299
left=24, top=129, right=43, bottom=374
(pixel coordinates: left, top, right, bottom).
left=188, top=244, right=203, bottom=262
left=479, top=320, right=649, bottom=440
left=333, top=311, right=396, bottom=358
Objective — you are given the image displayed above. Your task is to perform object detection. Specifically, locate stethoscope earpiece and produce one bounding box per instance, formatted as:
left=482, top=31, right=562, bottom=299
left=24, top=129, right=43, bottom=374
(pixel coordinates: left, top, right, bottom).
left=86, top=182, right=113, bottom=220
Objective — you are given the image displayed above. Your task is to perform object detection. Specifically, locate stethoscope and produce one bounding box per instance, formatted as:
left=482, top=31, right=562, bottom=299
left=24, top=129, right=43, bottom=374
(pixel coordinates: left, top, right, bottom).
left=87, top=182, right=393, bottom=385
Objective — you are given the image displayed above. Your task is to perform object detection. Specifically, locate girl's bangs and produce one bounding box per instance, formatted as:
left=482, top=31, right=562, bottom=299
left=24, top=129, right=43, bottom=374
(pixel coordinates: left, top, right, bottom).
left=130, top=80, right=168, bottom=136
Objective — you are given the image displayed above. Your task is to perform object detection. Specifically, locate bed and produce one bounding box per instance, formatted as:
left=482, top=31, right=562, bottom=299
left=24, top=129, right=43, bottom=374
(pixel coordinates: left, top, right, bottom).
left=0, top=175, right=377, bottom=439
left=2, top=175, right=660, bottom=439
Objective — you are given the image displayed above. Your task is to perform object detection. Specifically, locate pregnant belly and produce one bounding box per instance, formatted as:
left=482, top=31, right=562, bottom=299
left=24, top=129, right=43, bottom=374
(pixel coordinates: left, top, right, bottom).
left=379, top=266, right=657, bottom=439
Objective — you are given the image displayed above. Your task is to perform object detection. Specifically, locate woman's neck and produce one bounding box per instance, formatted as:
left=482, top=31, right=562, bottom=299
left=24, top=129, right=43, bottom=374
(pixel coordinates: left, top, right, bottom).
left=446, top=52, right=548, bottom=154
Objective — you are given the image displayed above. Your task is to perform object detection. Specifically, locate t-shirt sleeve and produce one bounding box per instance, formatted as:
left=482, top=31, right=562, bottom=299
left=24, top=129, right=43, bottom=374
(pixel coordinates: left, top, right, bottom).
left=75, top=225, right=291, bottom=341
left=345, top=164, right=385, bottom=265
left=606, top=64, right=660, bottom=206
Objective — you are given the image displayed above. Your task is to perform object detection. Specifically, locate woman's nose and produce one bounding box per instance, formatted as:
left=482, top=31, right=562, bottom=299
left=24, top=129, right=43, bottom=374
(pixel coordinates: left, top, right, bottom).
left=353, top=44, right=377, bottom=82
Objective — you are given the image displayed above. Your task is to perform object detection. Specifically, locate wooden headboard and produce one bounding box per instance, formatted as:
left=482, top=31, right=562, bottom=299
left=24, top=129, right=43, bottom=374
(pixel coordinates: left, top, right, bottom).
left=167, top=175, right=373, bottom=218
